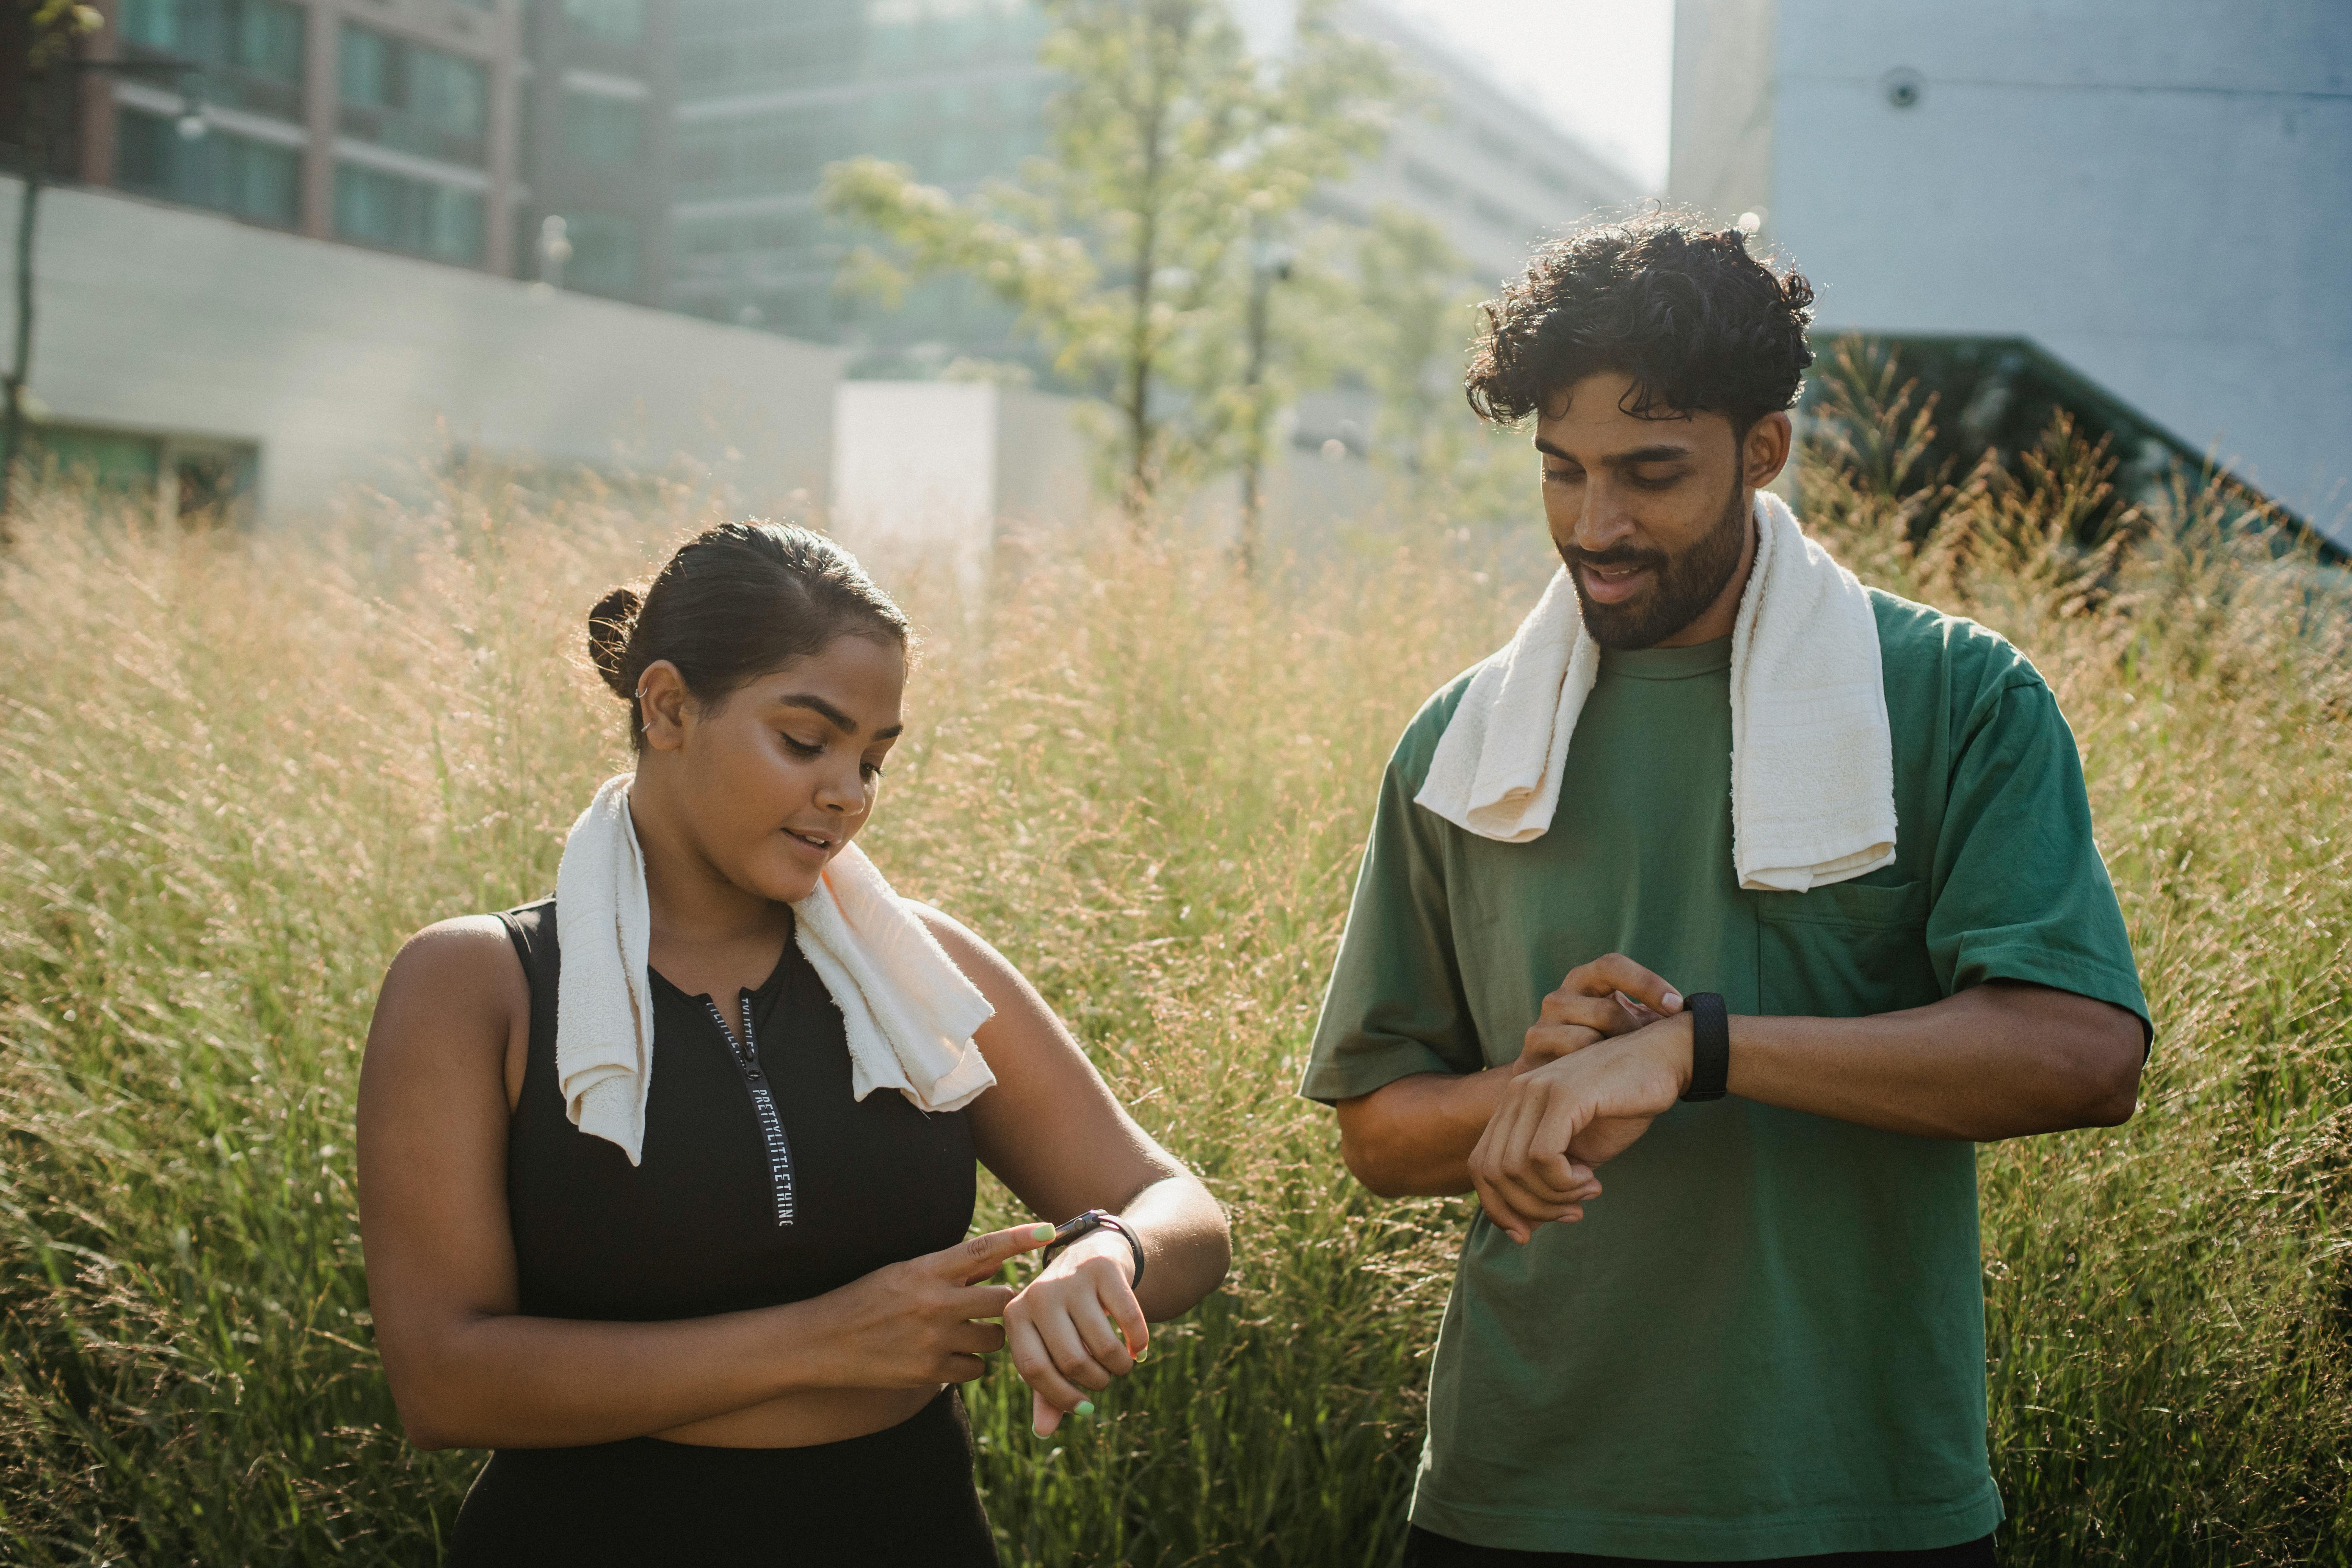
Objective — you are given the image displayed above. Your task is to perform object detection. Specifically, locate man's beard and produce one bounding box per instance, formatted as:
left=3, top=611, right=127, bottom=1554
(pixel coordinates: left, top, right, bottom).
left=1560, top=481, right=1751, bottom=651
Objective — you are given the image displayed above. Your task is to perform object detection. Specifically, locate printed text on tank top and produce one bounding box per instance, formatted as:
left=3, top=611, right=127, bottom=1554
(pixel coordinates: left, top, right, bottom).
left=701, top=990, right=799, bottom=1226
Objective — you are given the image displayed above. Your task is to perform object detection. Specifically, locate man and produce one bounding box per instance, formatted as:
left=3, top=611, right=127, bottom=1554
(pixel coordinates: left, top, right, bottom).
left=1299, top=219, right=2149, bottom=1566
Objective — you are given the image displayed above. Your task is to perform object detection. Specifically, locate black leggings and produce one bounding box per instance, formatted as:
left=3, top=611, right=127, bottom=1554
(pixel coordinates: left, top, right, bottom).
left=1403, top=1524, right=1997, bottom=1568
left=448, top=1389, right=998, bottom=1567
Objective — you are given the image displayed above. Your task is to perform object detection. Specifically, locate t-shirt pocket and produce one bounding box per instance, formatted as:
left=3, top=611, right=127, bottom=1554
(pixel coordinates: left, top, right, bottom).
left=1754, top=878, right=1940, bottom=1018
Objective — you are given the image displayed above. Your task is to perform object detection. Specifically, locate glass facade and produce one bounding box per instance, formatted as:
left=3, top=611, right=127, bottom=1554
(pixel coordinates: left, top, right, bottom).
left=561, top=210, right=642, bottom=292
left=669, top=0, right=1051, bottom=366
left=563, top=0, right=648, bottom=46
left=561, top=91, right=645, bottom=165
left=339, top=23, right=492, bottom=167
left=334, top=163, right=487, bottom=263
left=23, top=426, right=260, bottom=521
left=114, top=108, right=302, bottom=226
left=24, top=425, right=161, bottom=493
left=115, top=0, right=306, bottom=122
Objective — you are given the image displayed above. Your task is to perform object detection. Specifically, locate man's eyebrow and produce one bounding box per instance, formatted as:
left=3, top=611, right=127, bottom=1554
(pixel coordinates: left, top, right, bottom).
left=1533, top=438, right=1698, bottom=466
left=776, top=693, right=903, bottom=741
left=1608, top=443, right=1697, bottom=466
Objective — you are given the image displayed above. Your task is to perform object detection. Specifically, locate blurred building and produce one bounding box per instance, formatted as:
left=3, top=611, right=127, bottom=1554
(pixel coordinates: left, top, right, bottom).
left=666, top=0, right=1637, bottom=374
left=668, top=0, right=1053, bottom=361
left=59, top=0, right=673, bottom=302
left=1316, top=1, right=1636, bottom=292
left=1672, top=0, right=2352, bottom=548
left=6, top=177, right=839, bottom=521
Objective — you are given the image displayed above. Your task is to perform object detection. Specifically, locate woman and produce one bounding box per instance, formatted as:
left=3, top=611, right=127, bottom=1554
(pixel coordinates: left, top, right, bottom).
left=358, top=522, right=1229, bottom=1565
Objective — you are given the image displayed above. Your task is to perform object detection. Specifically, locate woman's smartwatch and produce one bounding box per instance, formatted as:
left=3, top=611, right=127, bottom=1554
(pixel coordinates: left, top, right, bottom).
left=1042, top=1209, right=1146, bottom=1288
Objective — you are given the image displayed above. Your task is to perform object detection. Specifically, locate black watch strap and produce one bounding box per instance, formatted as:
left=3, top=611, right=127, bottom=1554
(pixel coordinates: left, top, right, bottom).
left=1042, top=1208, right=1147, bottom=1289
left=1680, top=992, right=1730, bottom=1102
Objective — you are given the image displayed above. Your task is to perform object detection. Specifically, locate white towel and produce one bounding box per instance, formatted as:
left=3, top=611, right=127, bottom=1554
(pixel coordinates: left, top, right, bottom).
left=553, top=773, right=996, bottom=1165
left=1415, top=491, right=1896, bottom=892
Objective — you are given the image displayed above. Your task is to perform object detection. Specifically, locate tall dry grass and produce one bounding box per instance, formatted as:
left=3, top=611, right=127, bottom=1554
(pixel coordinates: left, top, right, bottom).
left=0, top=380, right=2347, bottom=1564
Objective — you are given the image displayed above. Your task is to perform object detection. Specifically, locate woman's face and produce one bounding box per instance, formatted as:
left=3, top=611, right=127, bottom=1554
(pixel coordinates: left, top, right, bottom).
left=655, top=633, right=907, bottom=906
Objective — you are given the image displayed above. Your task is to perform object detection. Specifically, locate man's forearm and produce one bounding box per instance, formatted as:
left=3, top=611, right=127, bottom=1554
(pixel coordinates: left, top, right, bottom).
left=1335, top=1064, right=1522, bottom=1197
left=1721, top=982, right=2143, bottom=1140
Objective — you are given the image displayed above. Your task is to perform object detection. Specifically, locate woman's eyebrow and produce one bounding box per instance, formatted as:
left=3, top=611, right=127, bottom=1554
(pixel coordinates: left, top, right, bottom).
left=776, top=693, right=903, bottom=741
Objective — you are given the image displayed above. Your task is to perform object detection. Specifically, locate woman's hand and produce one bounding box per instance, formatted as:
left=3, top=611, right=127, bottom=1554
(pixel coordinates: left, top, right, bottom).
left=1004, top=1231, right=1149, bottom=1437
left=803, top=1223, right=1056, bottom=1390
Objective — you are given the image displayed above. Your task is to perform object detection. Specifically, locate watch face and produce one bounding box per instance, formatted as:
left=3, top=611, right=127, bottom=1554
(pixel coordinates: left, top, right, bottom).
left=1051, top=1209, right=1107, bottom=1248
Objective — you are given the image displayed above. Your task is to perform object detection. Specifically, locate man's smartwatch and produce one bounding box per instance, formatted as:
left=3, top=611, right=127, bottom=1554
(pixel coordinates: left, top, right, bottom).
left=1679, top=992, right=1730, bottom=1102
left=1042, top=1209, right=1146, bottom=1288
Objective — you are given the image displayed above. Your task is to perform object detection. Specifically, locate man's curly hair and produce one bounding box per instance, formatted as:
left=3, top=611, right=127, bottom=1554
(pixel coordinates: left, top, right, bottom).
left=1465, top=216, right=1816, bottom=431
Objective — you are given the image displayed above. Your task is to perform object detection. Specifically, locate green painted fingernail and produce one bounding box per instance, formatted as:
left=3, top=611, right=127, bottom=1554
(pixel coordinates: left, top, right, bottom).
left=1074, top=1401, right=1094, bottom=1419
left=1029, top=1224, right=1054, bottom=1241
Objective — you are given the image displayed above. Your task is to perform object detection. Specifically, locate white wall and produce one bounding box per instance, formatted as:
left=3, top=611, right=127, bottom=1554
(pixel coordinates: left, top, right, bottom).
left=1671, top=0, right=2352, bottom=546
left=6, top=181, right=847, bottom=521
left=833, top=380, right=1388, bottom=584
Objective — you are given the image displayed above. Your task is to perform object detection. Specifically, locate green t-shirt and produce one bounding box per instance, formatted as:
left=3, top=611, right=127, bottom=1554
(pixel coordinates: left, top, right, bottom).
left=1301, top=589, right=2149, bottom=1559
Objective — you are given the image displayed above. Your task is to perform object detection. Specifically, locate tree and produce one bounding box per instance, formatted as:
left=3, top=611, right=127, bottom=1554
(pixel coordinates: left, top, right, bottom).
left=1349, top=202, right=1534, bottom=526
left=2, top=0, right=102, bottom=535
left=822, top=0, right=1398, bottom=534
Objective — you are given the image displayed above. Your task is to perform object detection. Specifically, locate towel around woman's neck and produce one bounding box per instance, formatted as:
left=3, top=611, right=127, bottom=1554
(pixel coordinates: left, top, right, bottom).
left=552, top=773, right=996, bottom=1165
left=1414, top=490, right=1898, bottom=892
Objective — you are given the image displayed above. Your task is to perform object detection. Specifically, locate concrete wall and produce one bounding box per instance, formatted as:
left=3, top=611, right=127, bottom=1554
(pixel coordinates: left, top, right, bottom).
left=831, top=381, right=1006, bottom=594
left=1668, top=0, right=1775, bottom=225
left=1670, top=0, right=2352, bottom=546
left=832, top=380, right=1387, bottom=586
left=7, top=180, right=846, bottom=521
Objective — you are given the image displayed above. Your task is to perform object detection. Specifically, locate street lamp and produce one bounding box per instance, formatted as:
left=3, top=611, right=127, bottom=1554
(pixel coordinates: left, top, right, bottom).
left=3, top=53, right=206, bottom=527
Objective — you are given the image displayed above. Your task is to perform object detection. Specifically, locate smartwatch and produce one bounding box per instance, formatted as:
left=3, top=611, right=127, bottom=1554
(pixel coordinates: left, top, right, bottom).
left=1679, top=992, right=1730, bottom=1102
left=1042, top=1209, right=1147, bottom=1288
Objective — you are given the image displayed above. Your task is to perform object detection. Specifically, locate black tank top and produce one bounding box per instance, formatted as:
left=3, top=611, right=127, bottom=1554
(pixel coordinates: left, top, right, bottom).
left=495, top=899, right=978, bottom=1322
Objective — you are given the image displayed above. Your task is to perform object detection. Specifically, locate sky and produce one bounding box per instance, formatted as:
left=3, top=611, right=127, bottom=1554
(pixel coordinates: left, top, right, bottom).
left=1374, top=0, right=1676, bottom=192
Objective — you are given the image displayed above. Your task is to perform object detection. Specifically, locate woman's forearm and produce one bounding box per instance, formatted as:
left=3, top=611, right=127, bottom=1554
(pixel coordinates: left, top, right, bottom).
left=1111, top=1173, right=1230, bottom=1321
left=383, top=1294, right=840, bottom=1451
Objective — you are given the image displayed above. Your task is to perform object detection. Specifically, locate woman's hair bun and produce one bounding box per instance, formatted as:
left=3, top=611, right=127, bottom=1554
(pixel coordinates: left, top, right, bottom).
left=586, top=586, right=643, bottom=697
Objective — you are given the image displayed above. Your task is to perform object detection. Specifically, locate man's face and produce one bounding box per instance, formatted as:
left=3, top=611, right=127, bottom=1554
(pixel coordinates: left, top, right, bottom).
left=1535, top=372, right=1776, bottom=650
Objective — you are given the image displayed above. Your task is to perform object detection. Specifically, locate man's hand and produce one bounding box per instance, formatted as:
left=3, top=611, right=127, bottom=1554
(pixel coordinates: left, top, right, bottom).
left=1474, top=954, right=1694, bottom=1243
left=1472, top=1013, right=1694, bottom=1243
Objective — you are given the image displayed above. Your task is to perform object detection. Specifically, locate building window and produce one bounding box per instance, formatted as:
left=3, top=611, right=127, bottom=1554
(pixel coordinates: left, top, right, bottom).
left=334, top=163, right=486, bottom=263
left=558, top=210, right=640, bottom=295
left=114, top=108, right=301, bottom=226
left=562, top=0, right=646, bottom=46
left=117, top=0, right=305, bottom=120
left=339, top=23, right=490, bottom=167
left=24, top=425, right=259, bottom=523
left=561, top=91, right=644, bottom=165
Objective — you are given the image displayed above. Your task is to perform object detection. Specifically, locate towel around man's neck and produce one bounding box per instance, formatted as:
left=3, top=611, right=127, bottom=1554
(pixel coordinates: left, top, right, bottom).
left=552, top=773, right=997, bottom=1165
left=1414, top=491, right=1897, bottom=892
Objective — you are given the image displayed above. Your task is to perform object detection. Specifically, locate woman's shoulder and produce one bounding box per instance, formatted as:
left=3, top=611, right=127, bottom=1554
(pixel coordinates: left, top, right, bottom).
left=907, top=900, right=1015, bottom=989
left=369, top=909, right=538, bottom=1063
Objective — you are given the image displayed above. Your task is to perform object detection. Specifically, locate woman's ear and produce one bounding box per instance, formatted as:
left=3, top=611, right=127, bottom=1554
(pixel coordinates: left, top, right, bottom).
left=637, top=660, right=691, bottom=752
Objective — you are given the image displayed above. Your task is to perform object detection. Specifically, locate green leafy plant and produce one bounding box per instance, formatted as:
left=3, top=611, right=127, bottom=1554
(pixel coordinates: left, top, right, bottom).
left=822, top=0, right=1398, bottom=525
